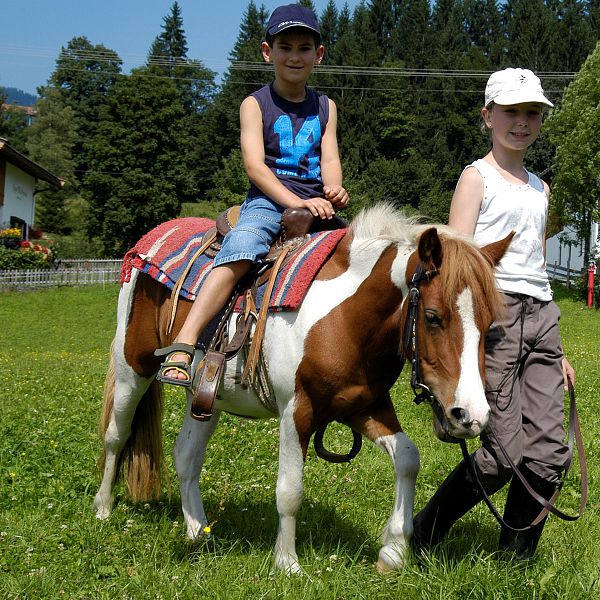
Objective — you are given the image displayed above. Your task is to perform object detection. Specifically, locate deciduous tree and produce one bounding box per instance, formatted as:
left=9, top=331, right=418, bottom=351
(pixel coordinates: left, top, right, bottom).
left=84, top=68, right=196, bottom=255
left=545, top=41, right=600, bottom=264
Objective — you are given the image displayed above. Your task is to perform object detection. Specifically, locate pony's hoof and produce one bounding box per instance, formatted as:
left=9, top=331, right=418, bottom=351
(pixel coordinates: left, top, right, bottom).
left=92, top=495, right=112, bottom=520
left=93, top=505, right=111, bottom=520
left=376, top=544, right=406, bottom=573
left=185, top=522, right=212, bottom=542
left=273, top=555, right=303, bottom=576
left=375, top=559, right=395, bottom=575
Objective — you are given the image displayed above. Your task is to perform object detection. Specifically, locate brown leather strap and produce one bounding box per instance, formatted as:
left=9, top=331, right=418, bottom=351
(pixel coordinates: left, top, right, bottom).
left=166, top=229, right=218, bottom=337
left=189, top=282, right=245, bottom=421
left=461, top=379, right=587, bottom=530
left=223, top=311, right=256, bottom=358
left=241, top=245, right=291, bottom=385
left=191, top=350, right=226, bottom=421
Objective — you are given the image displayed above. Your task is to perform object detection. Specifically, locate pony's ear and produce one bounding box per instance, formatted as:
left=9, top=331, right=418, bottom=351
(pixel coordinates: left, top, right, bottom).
left=480, top=231, right=515, bottom=267
left=418, top=227, right=443, bottom=270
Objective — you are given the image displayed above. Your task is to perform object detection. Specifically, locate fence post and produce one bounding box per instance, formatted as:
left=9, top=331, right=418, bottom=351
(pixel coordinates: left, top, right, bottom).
left=588, top=261, right=597, bottom=308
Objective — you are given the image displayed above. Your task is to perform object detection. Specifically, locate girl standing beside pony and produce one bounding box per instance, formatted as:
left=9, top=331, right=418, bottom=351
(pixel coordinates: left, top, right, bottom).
left=413, top=68, right=575, bottom=559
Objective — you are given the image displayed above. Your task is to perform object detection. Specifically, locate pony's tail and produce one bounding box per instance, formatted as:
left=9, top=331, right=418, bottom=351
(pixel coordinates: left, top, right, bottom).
left=97, top=340, right=169, bottom=503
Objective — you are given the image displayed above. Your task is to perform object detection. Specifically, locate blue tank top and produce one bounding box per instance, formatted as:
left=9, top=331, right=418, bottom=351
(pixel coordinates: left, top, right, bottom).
left=248, top=84, right=329, bottom=200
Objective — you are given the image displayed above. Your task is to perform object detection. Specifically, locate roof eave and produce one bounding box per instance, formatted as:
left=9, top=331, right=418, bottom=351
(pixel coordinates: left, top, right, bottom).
left=0, top=137, right=65, bottom=189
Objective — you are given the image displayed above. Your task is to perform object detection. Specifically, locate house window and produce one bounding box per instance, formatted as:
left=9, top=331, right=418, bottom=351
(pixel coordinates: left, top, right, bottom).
left=10, top=216, right=26, bottom=239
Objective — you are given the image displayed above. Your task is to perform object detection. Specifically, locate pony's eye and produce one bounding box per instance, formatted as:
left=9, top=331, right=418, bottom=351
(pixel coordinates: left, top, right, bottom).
left=425, top=311, right=442, bottom=326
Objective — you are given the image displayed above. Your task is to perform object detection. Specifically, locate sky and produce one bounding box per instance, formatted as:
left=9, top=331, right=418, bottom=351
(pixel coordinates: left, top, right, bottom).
left=1, top=0, right=361, bottom=97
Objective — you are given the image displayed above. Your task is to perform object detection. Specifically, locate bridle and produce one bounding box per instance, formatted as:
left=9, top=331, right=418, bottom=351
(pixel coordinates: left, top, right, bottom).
left=404, top=263, right=587, bottom=529
left=402, top=263, right=447, bottom=428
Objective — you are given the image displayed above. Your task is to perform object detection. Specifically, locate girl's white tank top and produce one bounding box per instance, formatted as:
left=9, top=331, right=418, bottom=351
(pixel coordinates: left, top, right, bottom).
left=465, top=158, right=552, bottom=301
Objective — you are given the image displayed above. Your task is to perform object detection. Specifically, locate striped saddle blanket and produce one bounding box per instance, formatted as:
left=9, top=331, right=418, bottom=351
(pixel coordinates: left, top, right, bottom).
left=121, top=217, right=347, bottom=312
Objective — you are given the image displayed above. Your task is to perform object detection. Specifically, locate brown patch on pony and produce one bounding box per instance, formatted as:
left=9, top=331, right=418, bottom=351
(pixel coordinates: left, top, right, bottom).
left=294, top=244, right=404, bottom=441
left=124, top=274, right=192, bottom=377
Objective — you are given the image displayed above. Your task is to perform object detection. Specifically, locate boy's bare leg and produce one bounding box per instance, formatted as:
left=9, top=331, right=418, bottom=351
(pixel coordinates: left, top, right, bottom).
left=163, top=260, right=253, bottom=381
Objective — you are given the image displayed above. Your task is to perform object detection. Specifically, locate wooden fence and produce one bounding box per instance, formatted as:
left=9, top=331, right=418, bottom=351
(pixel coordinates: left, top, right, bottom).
left=548, top=262, right=580, bottom=287
left=0, top=258, right=584, bottom=292
left=0, top=259, right=122, bottom=291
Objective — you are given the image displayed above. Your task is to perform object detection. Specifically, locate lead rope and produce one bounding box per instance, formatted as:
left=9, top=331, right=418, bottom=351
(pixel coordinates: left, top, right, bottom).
left=460, top=378, right=587, bottom=530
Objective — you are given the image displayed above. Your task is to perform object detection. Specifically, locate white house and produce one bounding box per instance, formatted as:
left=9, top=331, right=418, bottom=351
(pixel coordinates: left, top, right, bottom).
left=0, top=137, right=63, bottom=238
left=546, top=223, right=599, bottom=274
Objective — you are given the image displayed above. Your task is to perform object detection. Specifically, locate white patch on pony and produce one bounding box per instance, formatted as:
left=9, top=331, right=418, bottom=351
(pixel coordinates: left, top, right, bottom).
left=390, top=246, right=413, bottom=298
left=454, top=288, right=489, bottom=429
left=374, top=432, right=420, bottom=571
left=264, top=237, right=392, bottom=397
left=273, top=396, right=305, bottom=574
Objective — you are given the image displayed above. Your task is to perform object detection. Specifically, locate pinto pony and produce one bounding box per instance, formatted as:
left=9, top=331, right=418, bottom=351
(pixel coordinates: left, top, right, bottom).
left=93, top=204, right=511, bottom=573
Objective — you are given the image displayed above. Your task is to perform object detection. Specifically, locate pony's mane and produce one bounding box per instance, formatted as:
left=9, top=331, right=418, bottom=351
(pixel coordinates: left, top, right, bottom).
left=349, top=203, right=503, bottom=319
left=349, top=203, right=423, bottom=245
left=435, top=231, right=504, bottom=320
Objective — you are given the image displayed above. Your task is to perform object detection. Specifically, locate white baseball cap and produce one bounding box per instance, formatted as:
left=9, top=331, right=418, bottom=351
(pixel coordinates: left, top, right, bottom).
left=484, top=68, right=553, bottom=108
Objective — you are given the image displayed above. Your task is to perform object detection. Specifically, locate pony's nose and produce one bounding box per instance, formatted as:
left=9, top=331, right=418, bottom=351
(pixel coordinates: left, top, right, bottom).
left=450, top=406, right=472, bottom=428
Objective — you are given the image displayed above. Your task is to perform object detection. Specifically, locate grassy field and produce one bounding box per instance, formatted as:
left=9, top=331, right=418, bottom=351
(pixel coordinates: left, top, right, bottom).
left=0, top=284, right=598, bottom=599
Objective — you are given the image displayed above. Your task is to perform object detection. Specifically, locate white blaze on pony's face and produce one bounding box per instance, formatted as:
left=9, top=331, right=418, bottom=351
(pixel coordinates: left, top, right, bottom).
left=404, top=225, right=511, bottom=442
left=450, top=287, right=489, bottom=436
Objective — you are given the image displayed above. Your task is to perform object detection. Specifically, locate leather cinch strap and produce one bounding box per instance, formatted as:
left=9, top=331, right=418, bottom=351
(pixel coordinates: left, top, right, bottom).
left=241, top=245, right=291, bottom=386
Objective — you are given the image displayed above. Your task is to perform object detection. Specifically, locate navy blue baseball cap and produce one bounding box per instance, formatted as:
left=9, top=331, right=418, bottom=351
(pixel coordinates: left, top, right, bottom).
left=265, top=4, right=321, bottom=40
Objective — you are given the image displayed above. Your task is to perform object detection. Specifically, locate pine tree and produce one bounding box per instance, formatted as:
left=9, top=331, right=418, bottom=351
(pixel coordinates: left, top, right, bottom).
left=148, top=1, right=188, bottom=66
left=463, top=0, right=504, bottom=63
left=320, top=0, right=339, bottom=48
left=368, top=0, right=397, bottom=61
left=502, top=0, right=556, bottom=70
left=546, top=0, right=595, bottom=71
left=391, top=0, right=432, bottom=67
left=147, top=2, right=216, bottom=114
left=589, top=0, right=600, bottom=39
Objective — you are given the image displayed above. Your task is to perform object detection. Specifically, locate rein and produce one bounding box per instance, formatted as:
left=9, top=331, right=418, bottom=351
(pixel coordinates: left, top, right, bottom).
left=460, top=378, right=587, bottom=530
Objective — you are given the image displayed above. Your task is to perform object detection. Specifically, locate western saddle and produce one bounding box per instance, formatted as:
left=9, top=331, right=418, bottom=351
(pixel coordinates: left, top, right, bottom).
left=165, top=205, right=347, bottom=421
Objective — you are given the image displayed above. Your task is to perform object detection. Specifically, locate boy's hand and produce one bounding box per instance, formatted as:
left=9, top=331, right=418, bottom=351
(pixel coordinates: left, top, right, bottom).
left=324, top=185, right=349, bottom=208
left=303, top=197, right=336, bottom=220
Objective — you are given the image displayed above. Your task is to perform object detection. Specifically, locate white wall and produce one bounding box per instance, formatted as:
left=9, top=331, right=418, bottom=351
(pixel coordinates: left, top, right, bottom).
left=546, top=223, right=599, bottom=273
left=0, top=163, right=36, bottom=228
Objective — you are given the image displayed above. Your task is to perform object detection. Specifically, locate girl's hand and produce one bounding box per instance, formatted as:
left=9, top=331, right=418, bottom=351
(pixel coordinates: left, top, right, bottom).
left=324, top=185, right=349, bottom=208
left=562, top=357, right=575, bottom=390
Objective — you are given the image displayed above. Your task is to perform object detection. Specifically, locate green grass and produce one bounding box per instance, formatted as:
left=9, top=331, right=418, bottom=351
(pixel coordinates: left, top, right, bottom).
left=0, top=284, right=598, bottom=599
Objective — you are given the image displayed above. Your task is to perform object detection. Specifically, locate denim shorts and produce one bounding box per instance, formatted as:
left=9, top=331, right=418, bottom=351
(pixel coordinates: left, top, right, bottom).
left=213, top=195, right=285, bottom=267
